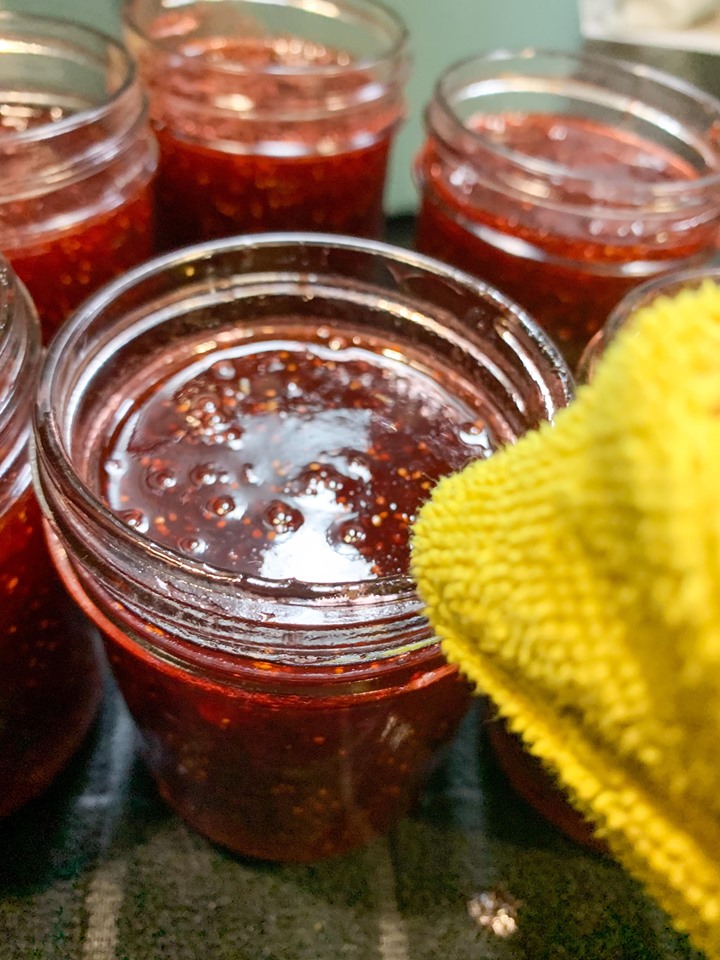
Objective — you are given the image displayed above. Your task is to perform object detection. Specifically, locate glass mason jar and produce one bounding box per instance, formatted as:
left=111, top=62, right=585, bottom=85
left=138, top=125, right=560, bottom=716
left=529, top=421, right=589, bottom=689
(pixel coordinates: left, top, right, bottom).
left=122, top=0, right=409, bottom=248
left=0, top=257, right=102, bottom=818
left=577, top=263, right=720, bottom=383
left=414, top=48, right=720, bottom=370
left=33, top=233, right=572, bottom=862
left=0, top=12, right=158, bottom=342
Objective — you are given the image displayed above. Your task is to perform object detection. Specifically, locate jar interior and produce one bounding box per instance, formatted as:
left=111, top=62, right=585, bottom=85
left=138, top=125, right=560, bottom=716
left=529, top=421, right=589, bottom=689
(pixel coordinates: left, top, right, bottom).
left=36, top=236, right=571, bottom=650
left=0, top=15, right=129, bottom=123
left=440, top=52, right=720, bottom=180
left=125, top=0, right=404, bottom=62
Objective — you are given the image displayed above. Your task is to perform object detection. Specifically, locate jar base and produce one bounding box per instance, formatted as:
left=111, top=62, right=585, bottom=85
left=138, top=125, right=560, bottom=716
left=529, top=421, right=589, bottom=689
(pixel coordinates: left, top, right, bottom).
left=485, top=714, right=607, bottom=854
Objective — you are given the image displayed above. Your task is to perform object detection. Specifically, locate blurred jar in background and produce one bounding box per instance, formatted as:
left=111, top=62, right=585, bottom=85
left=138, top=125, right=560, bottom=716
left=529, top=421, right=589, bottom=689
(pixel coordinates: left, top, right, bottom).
left=0, top=257, right=102, bottom=817
left=0, top=13, right=157, bottom=342
left=122, top=0, right=409, bottom=248
left=577, top=264, right=720, bottom=382
left=414, top=49, right=720, bottom=369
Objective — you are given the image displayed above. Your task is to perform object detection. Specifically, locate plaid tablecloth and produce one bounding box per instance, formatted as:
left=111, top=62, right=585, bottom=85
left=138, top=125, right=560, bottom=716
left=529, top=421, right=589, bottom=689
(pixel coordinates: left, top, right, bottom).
left=0, top=667, right=704, bottom=960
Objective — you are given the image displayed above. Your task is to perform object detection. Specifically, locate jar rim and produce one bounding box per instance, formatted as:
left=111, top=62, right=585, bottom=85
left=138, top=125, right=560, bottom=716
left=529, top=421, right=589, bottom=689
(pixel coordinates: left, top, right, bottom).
left=0, top=10, right=138, bottom=147
left=430, top=46, right=720, bottom=196
left=34, top=231, right=573, bottom=607
left=122, top=0, right=409, bottom=76
left=0, top=255, right=41, bottom=487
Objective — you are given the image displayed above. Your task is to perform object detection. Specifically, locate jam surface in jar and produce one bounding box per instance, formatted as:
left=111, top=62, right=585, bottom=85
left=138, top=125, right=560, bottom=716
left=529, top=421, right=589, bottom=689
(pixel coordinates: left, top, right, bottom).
left=416, top=112, right=717, bottom=368
left=0, top=487, right=102, bottom=817
left=0, top=103, right=155, bottom=341
left=148, top=37, right=398, bottom=247
left=84, top=321, right=509, bottom=860
left=101, top=328, right=500, bottom=579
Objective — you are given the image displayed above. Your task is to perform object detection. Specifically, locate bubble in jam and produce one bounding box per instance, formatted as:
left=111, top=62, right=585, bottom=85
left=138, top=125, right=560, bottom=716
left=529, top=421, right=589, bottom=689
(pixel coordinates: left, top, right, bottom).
left=101, top=328, right=506, bottom=583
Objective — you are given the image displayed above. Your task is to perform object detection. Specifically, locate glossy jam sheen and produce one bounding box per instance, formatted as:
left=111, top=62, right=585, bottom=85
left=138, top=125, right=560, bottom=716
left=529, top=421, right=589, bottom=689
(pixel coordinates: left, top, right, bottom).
left=0, top=487, right=102, bottom=817
left=416, top=113, right=716, bottom=368
left=150, top=37, right=396, bottom=247
left=85, top=322, right=503, bottom=860
left=0, top=105, right=155, bottom=340
left=102, top=334, right=497, bottom=579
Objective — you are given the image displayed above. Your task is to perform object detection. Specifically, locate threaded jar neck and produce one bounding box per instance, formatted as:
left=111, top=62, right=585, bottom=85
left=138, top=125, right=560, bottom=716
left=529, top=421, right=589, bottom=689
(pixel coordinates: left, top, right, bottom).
left=422, top=48, right=720, bottom=221
left=122, top=0, right=409, bottom=155
left=0, top=257, right=40, bottom=506
left=0, top=13, right=154, bottom=242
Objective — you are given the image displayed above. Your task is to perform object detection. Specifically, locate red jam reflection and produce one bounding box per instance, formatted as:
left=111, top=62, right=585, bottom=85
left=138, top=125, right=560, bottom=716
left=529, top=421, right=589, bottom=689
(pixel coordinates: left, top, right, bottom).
left=416, top=113, right=719, bottom=368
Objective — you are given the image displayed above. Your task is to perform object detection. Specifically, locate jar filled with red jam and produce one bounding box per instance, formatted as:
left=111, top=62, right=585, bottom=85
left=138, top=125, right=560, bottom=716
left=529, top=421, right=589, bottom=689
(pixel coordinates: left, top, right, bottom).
left=0, top=257, right=102, bottom=817
left=577, top=263, right=720, bottom=383
left=0, top=13, right=157, bottom=342
left=33, top=234, right=572, bottom=861
left=414, top=49, right=720, bottom=370
left=122, top=0, right=408, bottom=248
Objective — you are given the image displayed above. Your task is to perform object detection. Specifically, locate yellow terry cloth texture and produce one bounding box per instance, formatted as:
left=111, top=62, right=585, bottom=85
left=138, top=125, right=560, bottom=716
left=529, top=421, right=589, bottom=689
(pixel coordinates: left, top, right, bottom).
left=411, top=281, right=720, bottom=959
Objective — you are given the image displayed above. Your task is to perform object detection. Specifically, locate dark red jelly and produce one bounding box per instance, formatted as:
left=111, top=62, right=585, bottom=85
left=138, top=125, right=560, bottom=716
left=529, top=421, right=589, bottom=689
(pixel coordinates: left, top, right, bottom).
left=0, top=488, right=102, bottom=817
left=6, top=184, right=155, bottom=341
left=0, top=17, right=157, bottom=340
left=155, top=127, right=391, bottom=249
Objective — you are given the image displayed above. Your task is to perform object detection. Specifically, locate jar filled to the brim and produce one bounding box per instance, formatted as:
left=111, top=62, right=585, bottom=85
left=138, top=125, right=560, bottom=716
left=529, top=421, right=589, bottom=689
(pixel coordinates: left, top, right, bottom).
left=123, top=0, right=409, bottom=248
left=414, top=48, right=720, bottom=370
left=0, top=256, right=102, bottom=817
left=0, top=12, right=157, bottom=341
left=33, top=233, right=573, bottom=861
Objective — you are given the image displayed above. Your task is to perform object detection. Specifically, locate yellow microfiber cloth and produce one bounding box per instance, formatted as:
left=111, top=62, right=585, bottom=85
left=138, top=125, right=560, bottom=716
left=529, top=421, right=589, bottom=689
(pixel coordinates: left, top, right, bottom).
left=411, top=281, right=720, bottom=959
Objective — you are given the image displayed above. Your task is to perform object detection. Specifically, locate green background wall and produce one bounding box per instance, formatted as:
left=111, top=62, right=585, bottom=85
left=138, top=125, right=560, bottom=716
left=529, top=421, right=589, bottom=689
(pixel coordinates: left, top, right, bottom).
left=0, top=0, right=582, bottom=213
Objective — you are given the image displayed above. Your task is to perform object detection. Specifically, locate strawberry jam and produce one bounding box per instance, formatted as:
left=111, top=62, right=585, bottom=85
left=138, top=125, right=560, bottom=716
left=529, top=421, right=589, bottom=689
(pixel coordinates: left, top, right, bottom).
left=34, top=235, right=571, bottom=861
left=88, top=324, right=501, bottom=858
left=0, top=253, right=101, bottom=816
left=415, top=52, right=720, bottom=370
left=124, top=0, right=408, bottom=247
left=101, top=331, right=501, bottom=580
left=0, top=15, right=157, bottom=341
left=6, top=184, right=155, bottom=342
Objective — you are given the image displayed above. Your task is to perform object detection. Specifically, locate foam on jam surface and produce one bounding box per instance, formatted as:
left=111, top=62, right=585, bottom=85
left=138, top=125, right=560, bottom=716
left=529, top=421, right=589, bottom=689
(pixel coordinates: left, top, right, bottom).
left=101, top=328, right=496, bottom=583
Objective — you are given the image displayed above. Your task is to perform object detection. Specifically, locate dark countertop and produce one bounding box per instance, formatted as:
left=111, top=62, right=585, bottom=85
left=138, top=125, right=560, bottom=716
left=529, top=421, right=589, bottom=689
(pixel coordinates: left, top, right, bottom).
left=2, top=42, right=718, bottom=959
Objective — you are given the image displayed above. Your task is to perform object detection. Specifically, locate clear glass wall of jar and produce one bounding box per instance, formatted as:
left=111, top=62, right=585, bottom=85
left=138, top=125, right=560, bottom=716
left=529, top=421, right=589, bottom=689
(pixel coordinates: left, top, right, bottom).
left=0, top=13, right=158, bottom=342
left=414, top=49, right=720, bottom=371
left=122, top=0, right=408, bottom=248
left=0, top=256, right=102, bottom=818
left=33, top=233, right=573, bottom=862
